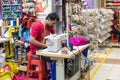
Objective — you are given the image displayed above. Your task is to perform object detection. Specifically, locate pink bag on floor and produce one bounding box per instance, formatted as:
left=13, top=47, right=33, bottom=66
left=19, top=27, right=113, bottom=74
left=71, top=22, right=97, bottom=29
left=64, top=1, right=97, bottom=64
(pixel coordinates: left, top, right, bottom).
left=13, top=74, right=26, bottom=80
left=69, top=37, right=89, bottom=46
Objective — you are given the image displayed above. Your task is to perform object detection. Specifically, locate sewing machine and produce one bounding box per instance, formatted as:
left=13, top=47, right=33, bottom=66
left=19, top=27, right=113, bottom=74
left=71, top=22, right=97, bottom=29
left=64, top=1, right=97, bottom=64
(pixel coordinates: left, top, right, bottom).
left=45, top=33, right=67, bottom=52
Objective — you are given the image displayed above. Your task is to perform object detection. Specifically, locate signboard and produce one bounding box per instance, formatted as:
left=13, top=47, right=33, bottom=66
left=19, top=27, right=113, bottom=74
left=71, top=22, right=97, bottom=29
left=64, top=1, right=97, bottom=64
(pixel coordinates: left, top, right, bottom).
left=36, top=0, right=53, bottom=21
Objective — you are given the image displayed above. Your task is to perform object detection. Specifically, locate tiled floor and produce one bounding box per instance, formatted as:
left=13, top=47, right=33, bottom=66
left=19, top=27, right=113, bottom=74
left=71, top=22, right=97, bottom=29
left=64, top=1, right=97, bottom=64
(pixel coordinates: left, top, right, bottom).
left=90, top=48, right=120, bottom=80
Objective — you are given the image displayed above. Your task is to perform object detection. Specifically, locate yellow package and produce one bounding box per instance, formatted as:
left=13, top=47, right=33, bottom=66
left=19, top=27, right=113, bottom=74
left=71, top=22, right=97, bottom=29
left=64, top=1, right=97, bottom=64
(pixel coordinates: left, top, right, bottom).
left=0, top=68, right=12, bottom=80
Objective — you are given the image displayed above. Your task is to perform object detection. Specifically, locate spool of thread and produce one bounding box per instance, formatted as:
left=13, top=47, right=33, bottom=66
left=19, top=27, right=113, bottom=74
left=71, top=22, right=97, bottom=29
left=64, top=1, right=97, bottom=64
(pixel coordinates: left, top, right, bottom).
left=62, top=40, right=67, bottom=47
left=5, top=21, right=8, bottom=26
left=16, top=17, right=19, bottom=27
left=0, top=19, right=2, bottom=26
left=69, top=42, right=73, bottom=51
left=10, top=20, right=13, bottom=26
left=13, top=21, right=16, bottom=26
left=2, top=20, right=5, bottom=26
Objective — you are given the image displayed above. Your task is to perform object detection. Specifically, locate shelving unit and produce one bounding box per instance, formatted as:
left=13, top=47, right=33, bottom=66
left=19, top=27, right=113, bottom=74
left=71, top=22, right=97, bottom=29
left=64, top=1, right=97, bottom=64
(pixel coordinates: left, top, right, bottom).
left=0, top=0, right=22, bottom=38
left=93, top=0, right=120, bottom=8
left=70, top=9, right=114, bottom=49
left=98, top=0, right=120, bottom=8
left=106, top=0, right=120, bottom=7
left=98, top=9, right=114, bottom=46
left=2, top=0, right=21, bottom=27
left=2, top=4, right=21, bottom=6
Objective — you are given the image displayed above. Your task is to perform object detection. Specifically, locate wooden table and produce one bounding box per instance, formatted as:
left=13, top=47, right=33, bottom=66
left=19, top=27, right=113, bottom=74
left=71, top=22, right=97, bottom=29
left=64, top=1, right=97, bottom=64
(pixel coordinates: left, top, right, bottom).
left=36, top=44, right=90, bottom=80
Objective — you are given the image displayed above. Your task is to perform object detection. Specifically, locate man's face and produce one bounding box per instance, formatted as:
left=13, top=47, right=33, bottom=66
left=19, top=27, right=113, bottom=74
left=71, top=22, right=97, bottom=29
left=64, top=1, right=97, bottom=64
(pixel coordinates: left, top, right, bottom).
left=46, top=19, right=57, bottom=27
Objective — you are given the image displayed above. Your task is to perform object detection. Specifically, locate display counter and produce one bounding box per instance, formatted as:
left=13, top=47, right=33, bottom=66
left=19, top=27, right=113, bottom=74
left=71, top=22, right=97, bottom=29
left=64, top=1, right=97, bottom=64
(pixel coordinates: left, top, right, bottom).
left=36, top=44, right=90, bottom=80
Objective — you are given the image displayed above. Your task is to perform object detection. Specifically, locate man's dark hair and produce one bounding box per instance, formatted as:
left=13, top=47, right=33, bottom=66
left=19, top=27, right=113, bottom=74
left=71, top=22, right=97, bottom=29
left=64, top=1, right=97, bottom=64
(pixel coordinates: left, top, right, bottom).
left=46, top=12, right=59, bottom=21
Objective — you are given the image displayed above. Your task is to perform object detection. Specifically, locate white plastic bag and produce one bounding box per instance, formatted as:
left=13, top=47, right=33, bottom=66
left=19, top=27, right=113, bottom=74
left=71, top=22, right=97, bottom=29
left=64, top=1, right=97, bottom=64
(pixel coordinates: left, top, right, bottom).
left=0, top=53, right=6, bottom=68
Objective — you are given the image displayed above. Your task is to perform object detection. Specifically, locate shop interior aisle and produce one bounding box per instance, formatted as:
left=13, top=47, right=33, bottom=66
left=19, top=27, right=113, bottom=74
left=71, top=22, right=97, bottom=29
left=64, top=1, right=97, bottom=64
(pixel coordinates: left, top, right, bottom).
left=90, top=48, right=120, bottom=80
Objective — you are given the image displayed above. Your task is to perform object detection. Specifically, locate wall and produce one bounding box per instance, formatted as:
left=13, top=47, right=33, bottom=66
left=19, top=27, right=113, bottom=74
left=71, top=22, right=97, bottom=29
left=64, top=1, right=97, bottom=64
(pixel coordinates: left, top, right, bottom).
left=86, top=0, right=94, bottom=9
left=36, top=0, right=54, bottom=21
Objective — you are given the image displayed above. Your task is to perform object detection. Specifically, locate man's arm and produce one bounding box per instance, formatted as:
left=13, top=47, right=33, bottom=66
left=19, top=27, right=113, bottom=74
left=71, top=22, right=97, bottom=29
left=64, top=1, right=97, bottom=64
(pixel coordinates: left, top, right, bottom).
left=30, top=36, right=46, bottom=48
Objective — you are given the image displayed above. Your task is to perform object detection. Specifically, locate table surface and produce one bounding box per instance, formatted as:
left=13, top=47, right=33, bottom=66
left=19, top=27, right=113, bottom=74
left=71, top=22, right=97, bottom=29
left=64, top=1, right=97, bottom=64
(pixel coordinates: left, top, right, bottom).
left=36, top=44, right=90, bottom=58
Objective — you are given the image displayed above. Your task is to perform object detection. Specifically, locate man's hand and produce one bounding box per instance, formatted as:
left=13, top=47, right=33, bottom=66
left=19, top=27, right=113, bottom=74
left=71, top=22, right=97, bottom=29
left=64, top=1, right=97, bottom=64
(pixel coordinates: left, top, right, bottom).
left=30, top=36, right=47, bottom=48
left=41, top=43, right=47, bottom=49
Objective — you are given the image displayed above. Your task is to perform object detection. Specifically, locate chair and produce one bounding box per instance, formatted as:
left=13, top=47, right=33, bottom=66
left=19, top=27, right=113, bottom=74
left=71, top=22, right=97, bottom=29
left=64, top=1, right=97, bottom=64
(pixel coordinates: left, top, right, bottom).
left=26, top=52, right=43, bottom=80
left=111, top=33, right=119, bottom=43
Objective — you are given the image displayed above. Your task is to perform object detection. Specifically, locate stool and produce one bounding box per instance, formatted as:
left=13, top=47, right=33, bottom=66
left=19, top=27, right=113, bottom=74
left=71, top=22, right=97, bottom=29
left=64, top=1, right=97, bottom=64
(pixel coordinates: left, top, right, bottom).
left=26, top=52, right=43, bottom=80
left=111, top=33, right=119, bottom=43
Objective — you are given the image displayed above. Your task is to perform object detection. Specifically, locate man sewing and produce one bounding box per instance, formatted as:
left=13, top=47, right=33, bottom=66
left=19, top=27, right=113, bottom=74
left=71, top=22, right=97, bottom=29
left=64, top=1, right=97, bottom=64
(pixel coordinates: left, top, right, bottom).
left=30, top=12, right=59, bottom=79
left=30, top=12, right=59, bottom=54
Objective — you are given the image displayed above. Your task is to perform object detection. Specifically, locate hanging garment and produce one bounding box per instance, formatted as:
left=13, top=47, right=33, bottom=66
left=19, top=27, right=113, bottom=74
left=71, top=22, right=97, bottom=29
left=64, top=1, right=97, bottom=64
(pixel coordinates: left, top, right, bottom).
left=114, top=9, right=119, bottom=19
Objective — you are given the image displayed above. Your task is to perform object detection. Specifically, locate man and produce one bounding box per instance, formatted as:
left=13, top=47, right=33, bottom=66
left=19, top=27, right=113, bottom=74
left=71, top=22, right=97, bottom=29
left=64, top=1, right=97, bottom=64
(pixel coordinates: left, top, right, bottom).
left=30, top=12, right=59, bottom=54
left=29, top=12, right=59, bottom=80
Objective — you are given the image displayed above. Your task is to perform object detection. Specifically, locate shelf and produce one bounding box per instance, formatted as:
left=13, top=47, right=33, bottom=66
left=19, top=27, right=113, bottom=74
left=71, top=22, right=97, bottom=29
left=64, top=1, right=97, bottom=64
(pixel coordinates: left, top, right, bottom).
left=106, top=0, right=120, bottom=2
left=1, top=0, right=22, bottom=34
left=98, top=33, right=111, bottom=43
left=7, top=59, right=18, bottom=62
left=2, top=11, right=21, bottom=12
left=19, top=65, right=27, bottom=71
left=100, top=22, right=113, bottom=29
left=0, top=26, right=20, bottom=27
left=99, top=28, right=112, bottom=37
left=54, top=4, right=62, bottom=6
left=106, top=4, right=120, bottom=6
left=106, top=6, right=120, bottom=8
left=2, top=4, right=21, bottom=6
left=2, top=17, right=19, bottom=19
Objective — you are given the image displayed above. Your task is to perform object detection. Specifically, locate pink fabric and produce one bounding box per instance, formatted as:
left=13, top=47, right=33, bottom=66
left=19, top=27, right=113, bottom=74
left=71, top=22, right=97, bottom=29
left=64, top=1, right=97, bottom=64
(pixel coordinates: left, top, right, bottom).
left=13, top=74, right=26, bottom=80
left=69, top=37, right=89, bottom=46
